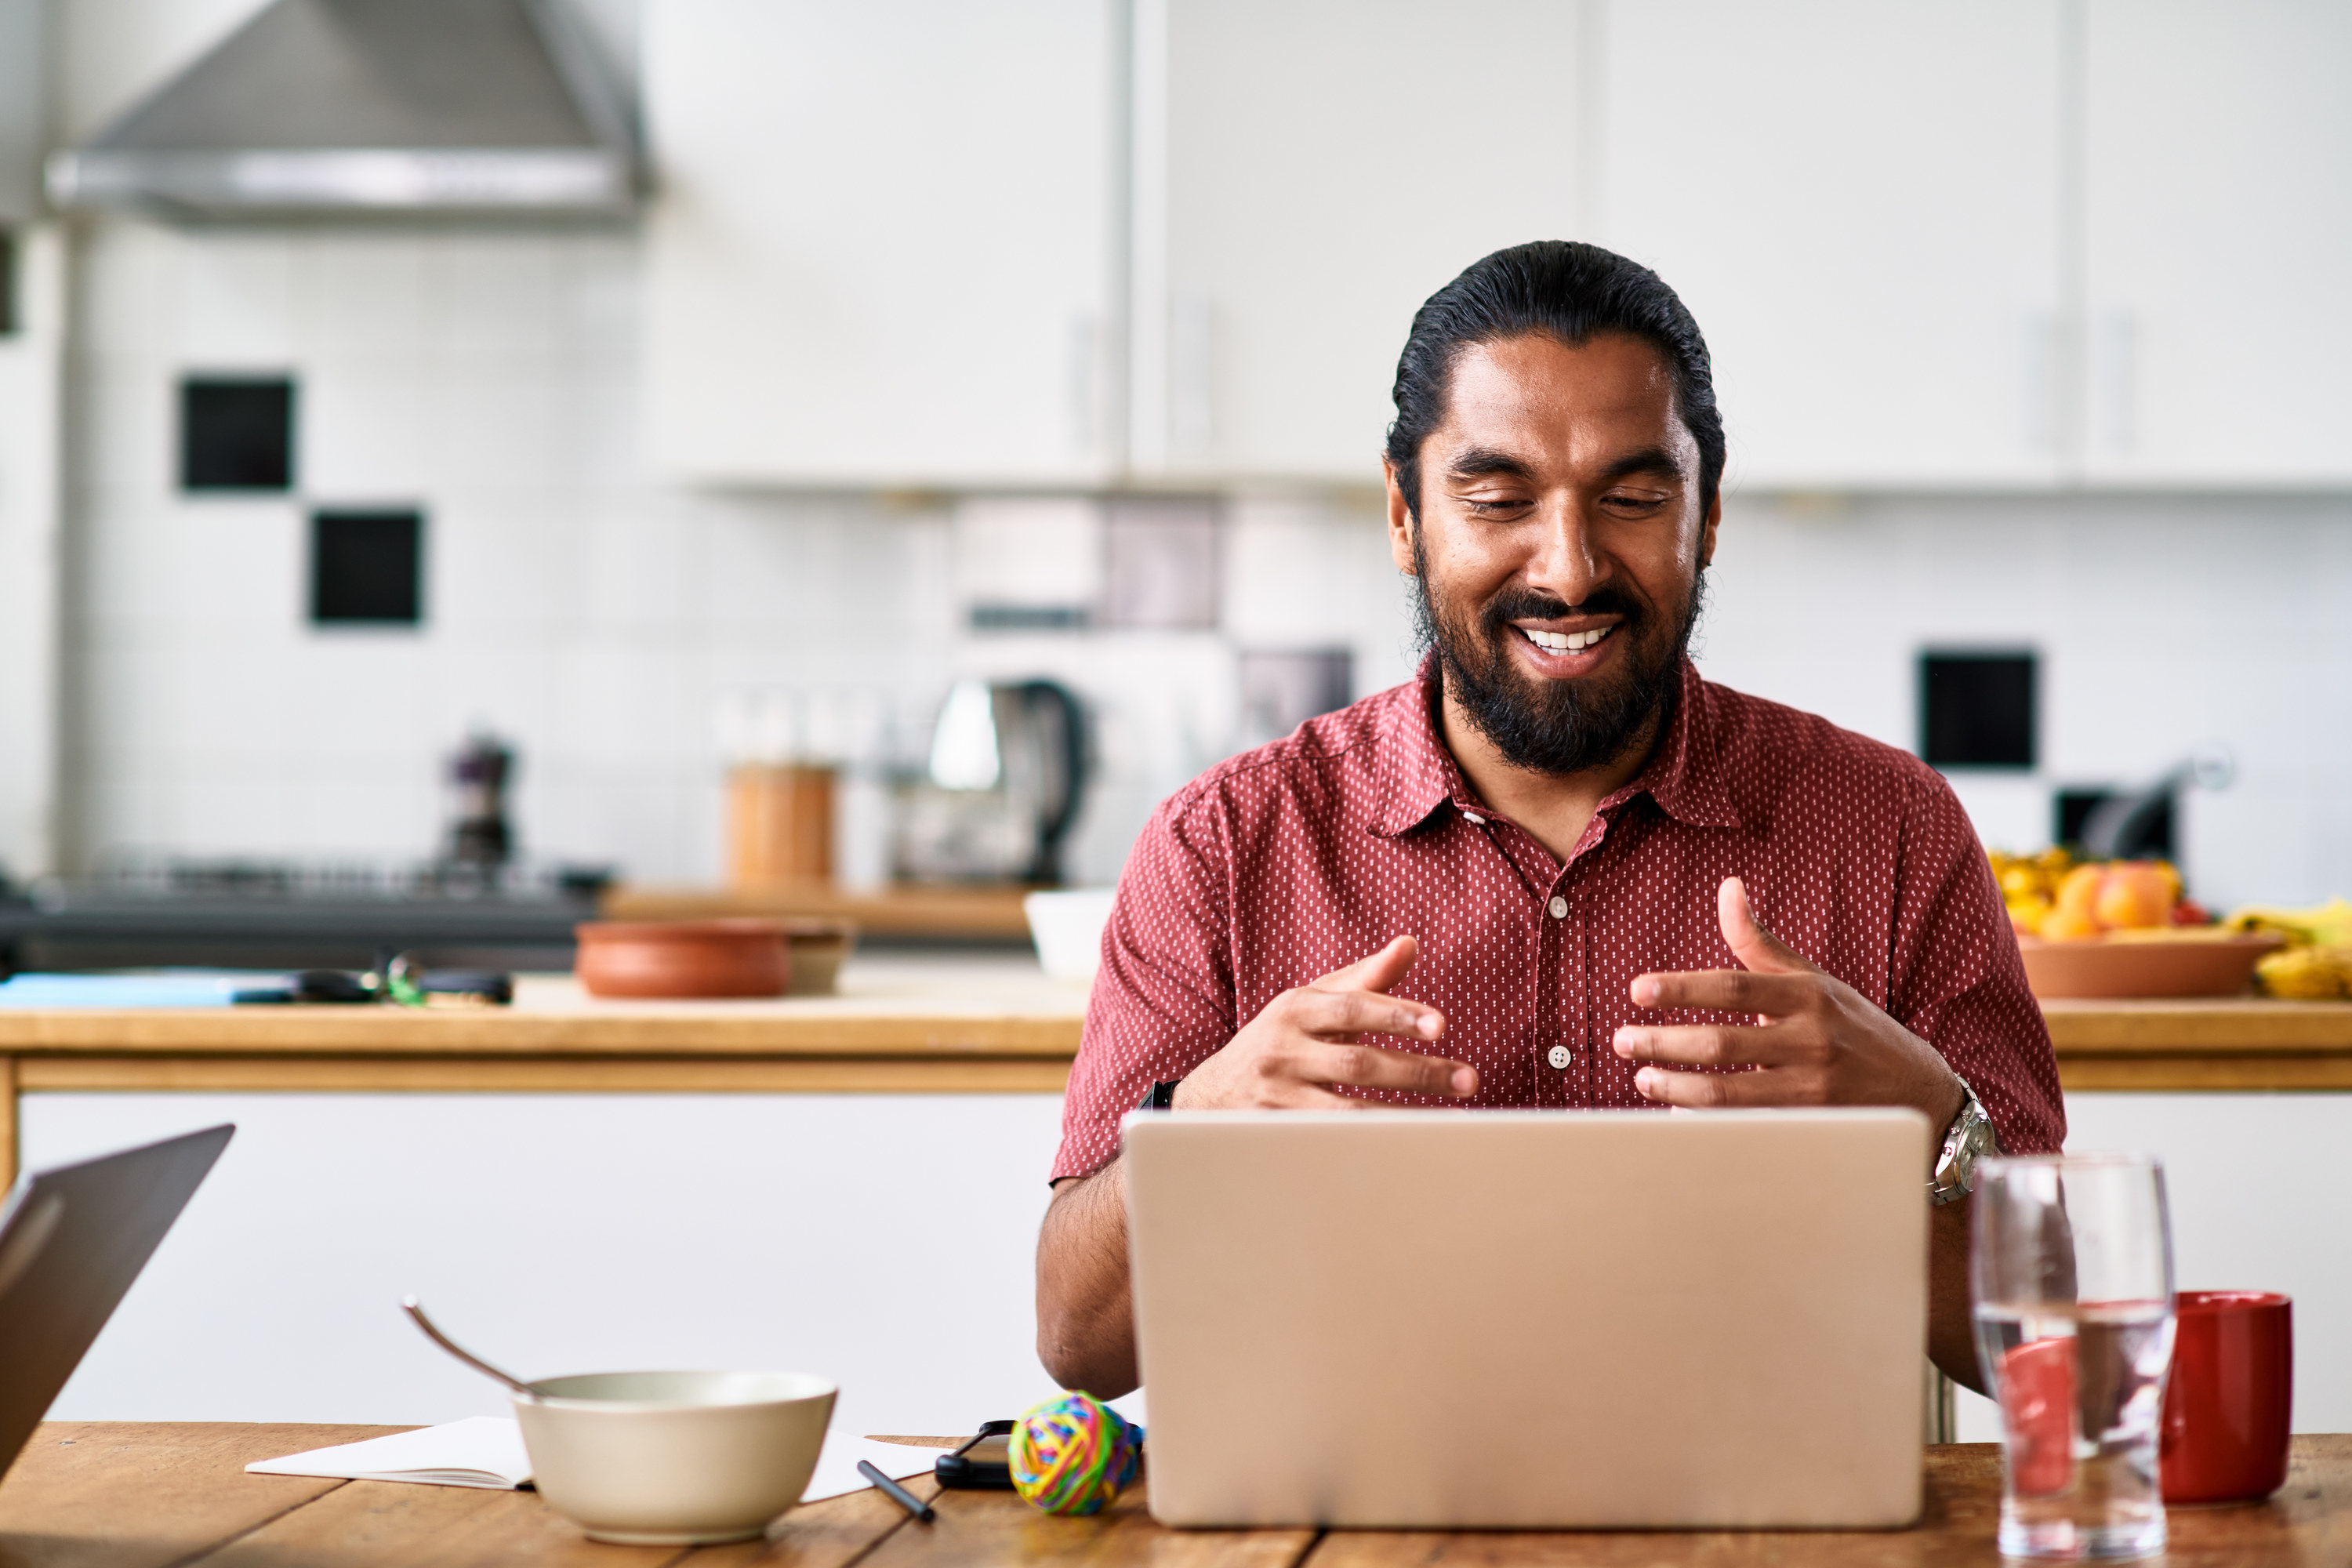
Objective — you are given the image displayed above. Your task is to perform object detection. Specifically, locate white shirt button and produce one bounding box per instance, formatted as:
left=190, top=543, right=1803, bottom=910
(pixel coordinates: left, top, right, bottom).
left=1547, top=896, right=1569, bottom=919
left=1461, top=811, right=1486, bottom=825
left=1547, top=1045, right=1571, bottom=1069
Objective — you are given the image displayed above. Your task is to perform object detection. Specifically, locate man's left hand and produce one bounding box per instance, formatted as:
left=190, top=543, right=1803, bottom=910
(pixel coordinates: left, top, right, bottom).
left=1613, top=877, right=1964, bottom=1134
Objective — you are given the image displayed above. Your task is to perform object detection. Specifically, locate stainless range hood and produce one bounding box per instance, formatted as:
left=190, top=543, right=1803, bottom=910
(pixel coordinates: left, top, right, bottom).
left=47, top=0, right=637, bottom=218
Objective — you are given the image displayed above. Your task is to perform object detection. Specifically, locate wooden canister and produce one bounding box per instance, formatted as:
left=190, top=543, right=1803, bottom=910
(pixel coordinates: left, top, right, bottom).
left=728, top=764, right=836, bottom=889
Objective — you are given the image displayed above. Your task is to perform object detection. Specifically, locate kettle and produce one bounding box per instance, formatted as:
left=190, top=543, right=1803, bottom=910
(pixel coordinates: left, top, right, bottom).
left=895, top=681, right=1088, bottom=884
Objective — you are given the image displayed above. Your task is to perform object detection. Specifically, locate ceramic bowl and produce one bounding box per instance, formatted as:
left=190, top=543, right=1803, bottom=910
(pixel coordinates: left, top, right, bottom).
left=573, top=920, right=790, bottom=998
left=2017, top=933, right=2285, bottom=1000
left=1024, top=888, right=1116, bottom=982
left=782, top=918, right=858, bottom=996
left=513, top=1369, right=835, bottom=1544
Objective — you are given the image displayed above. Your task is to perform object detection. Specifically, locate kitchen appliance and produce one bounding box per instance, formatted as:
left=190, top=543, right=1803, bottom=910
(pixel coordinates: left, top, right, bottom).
left=895, top=681, right=1087, bottom=885
left=45, top=0, right=635, bottom=219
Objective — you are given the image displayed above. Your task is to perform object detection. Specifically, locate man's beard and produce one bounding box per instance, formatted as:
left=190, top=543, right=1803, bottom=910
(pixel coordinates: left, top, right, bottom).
left=1411, top=530, right=1706, bottom=777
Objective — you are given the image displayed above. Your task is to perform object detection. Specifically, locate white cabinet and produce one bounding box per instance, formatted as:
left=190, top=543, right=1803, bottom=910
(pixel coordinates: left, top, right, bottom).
left=2081, top=0, right=2352, bottom=487
left=643, top=0, right=1122, bottom=488
left=641, top=1, right=2352, bottom=492
left=1131, top=0, right=1590, bottom=486
left=1598, top=1, right=2064, bottom=491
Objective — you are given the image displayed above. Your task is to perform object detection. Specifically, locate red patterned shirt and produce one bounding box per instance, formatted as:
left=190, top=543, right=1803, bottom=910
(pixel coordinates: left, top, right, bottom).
left=1052, top=656, right=2064, bottom=1180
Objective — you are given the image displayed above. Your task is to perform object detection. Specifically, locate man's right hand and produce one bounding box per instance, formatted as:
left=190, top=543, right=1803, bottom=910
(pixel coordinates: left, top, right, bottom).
left=1171, top=936, right=1477, bottom=1109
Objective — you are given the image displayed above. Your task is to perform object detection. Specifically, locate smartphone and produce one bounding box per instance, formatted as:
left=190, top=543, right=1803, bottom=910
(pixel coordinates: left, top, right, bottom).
left=934, top=1419, right=1016, bottom=1489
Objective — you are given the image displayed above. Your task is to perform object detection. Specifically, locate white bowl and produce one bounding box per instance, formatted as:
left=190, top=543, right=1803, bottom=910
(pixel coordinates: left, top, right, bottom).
left=1024, top=888, right=1117, bottom=982
left=513, top=1369, right=835, bottom=1544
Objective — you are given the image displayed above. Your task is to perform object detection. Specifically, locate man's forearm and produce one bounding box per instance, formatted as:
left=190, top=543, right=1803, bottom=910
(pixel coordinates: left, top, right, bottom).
left=1035, top=1161, right=1141, bottom=1398
left=1928, top=1200, right=1984, bottom=1396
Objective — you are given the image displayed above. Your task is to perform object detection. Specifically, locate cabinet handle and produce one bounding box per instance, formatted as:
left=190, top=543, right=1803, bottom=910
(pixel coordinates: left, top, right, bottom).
left=1068, top=314, right=1101, bottom=458
left=2024, top=311, right=2060, bottom=456
left=1169, top=291, right=1213, bottom=457
left=2091, top=310, right=2136, bottom=456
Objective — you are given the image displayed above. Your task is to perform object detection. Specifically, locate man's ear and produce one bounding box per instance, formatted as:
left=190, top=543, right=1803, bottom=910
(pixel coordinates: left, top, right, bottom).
left=1384, top=458, right=1418, bottom=575
left=1698, top=488, right=1722, bottom=571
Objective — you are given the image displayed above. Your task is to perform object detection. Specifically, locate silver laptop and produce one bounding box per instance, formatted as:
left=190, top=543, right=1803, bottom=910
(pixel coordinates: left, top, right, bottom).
left=0, top=1125, right=235, bottom=1480
left=1124, top=1109, right=1927, bottom=1530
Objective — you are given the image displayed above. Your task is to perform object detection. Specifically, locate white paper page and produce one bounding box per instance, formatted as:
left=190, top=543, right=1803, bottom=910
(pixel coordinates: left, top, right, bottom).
left=245, top=1416, right=531, bottom=1489
left=800, top=1436, right=944, bottom=1502
left=246, top=1420, right=941, bottom=1502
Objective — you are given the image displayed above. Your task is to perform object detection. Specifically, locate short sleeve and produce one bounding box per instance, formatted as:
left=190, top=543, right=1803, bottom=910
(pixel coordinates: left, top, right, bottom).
left=1050, top=792, right=1243, bottom=1181
left=1887, top=774, right=2067, bottom=1155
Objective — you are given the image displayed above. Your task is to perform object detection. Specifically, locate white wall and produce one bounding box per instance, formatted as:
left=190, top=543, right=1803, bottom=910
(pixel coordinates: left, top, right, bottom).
left=1700, top=493, right=2352, bottom=910
left=0, top=226, right=64, bottom=882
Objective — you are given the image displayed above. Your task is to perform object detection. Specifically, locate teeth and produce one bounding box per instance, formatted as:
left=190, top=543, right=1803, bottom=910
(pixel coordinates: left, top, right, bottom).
left=1521, top=624, right=1613, bottom=653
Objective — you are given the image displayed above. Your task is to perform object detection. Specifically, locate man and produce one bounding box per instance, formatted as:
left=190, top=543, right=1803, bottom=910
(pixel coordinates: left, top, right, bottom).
left=1036, top=241, right=2063, bottom=1401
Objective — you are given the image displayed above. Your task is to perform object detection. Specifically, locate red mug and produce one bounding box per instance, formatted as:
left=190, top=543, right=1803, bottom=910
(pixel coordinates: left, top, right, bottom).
left=2160, top=1290, right=2292, bottom=1504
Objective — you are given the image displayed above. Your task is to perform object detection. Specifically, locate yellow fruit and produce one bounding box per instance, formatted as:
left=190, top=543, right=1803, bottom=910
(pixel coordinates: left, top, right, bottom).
left=2256, top=946, right=2352, bottom=1000
left=2038, top=907, right=2103, bottom=942
left=1999, top=864, right=2048, bottom=901
left=2007, top=897, right=2052, bottom=936
left=2095, top=863, right=2175, bottom=931
left=2054, top=866, right=2107, bottom=922
left=2226, top=898, right=2352, bottom=950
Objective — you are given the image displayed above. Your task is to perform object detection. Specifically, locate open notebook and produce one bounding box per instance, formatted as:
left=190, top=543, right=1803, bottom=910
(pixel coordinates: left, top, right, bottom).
left=247, top=1417, right=939, bottom=1501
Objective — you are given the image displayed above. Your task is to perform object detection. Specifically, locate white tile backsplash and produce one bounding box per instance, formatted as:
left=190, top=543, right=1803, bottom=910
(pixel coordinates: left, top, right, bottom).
left=50, top=219, right=2352, bottom=908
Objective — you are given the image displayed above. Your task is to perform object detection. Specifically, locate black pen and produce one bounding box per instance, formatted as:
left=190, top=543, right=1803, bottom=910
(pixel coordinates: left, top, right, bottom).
left=858, top=1459, right=937, bottom=1523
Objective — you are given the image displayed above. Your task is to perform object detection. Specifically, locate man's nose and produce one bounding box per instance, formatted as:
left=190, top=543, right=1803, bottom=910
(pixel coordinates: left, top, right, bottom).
left=1523, top=503, right=1608, bottom=607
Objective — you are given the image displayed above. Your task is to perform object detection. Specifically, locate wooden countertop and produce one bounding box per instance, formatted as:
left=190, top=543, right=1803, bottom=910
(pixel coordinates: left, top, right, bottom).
left=2, top=957, right=2350, bottom=1094
left=3, top=1424, right=2347, bottom=1566
left=0, top=957, right=1088, bottom=1118
left=0, top=956, right=1086, bottom=1056
left=2042, top=997, right=2352, bottom=1090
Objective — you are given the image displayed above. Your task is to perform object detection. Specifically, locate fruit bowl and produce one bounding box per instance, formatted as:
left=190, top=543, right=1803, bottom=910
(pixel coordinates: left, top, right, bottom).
left=2017, top=933, right=2286, bottom=1000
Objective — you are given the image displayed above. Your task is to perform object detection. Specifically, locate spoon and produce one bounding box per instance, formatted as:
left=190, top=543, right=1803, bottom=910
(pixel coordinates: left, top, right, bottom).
left=401, top=1295, right=538, bottom=1402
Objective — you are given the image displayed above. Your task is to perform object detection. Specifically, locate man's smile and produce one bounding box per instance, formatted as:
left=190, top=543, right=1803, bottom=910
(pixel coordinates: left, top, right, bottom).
left=1510, top=618, right=1620, bottom=667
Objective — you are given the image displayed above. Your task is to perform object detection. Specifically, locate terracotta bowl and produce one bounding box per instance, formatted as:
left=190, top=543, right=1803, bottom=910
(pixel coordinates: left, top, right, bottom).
left=2017, top=934, right=2286, bottom=1000
left=574, top=920, right=790, bottom=999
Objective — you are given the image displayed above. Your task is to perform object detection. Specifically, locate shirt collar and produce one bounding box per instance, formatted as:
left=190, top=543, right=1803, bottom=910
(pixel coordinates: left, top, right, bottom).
left=1370, top=653, right=1742, bottom=837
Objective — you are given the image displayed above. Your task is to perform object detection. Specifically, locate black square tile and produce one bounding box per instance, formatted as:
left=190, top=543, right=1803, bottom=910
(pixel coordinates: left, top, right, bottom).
left=1919, top=651, right=2036, bottom=769
left=311, top=510, right=423, bottom=626
left=182, top=377, right=296, bottom=491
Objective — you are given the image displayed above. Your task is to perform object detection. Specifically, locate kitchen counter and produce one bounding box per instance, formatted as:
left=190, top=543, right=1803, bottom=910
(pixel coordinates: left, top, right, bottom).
left=0, top=955, right=1086, bottom=1183
left=2042, top=996, right=2352, bottom=1089
left=2, top=960, right=2347, bottom=1183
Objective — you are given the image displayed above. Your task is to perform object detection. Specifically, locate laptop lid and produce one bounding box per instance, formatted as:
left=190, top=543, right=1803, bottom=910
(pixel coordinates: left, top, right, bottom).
left=1124, top=1109, right=1926, bottom=1530
left=0, top=1124, right=235, bottom=1479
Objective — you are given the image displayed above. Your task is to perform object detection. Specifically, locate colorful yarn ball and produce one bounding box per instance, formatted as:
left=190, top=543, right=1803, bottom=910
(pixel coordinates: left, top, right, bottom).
left=1008, top=1392, right=1143, bottom=1515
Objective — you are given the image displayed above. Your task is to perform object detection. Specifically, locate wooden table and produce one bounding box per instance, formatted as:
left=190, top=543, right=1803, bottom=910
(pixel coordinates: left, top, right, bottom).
left=0, top=967, right=2347, bottom=1186
left=2, top=1425, right=2345, bottom=1566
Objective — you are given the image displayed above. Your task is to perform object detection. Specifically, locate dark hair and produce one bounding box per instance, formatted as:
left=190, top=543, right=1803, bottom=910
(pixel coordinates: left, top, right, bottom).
left=1385, top=241, right=1726, bottom=521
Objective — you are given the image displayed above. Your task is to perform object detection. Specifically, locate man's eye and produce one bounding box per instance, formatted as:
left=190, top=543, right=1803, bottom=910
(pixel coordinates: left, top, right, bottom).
left=1462, top=498, right=1528, bottom=516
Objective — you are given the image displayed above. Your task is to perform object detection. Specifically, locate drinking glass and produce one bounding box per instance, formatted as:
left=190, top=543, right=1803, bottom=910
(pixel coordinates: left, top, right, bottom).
left=1973, top=1154, right=2176, bottom=1561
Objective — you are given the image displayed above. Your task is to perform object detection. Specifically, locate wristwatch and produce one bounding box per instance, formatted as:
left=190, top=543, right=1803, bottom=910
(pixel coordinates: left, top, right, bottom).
left=1927, top=1075, right=2000, bottom=1206
left=1136, top=1080, right=1181, bottom=1112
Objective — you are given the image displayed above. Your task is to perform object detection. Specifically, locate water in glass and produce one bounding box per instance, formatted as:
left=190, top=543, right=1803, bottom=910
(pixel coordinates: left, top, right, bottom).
left=1976, top=1299, right=2175, bottom=1559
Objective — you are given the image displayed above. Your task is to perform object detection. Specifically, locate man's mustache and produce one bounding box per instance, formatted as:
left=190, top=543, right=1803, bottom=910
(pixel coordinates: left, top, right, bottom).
left=1479, top=586, right=1646, bottom=631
